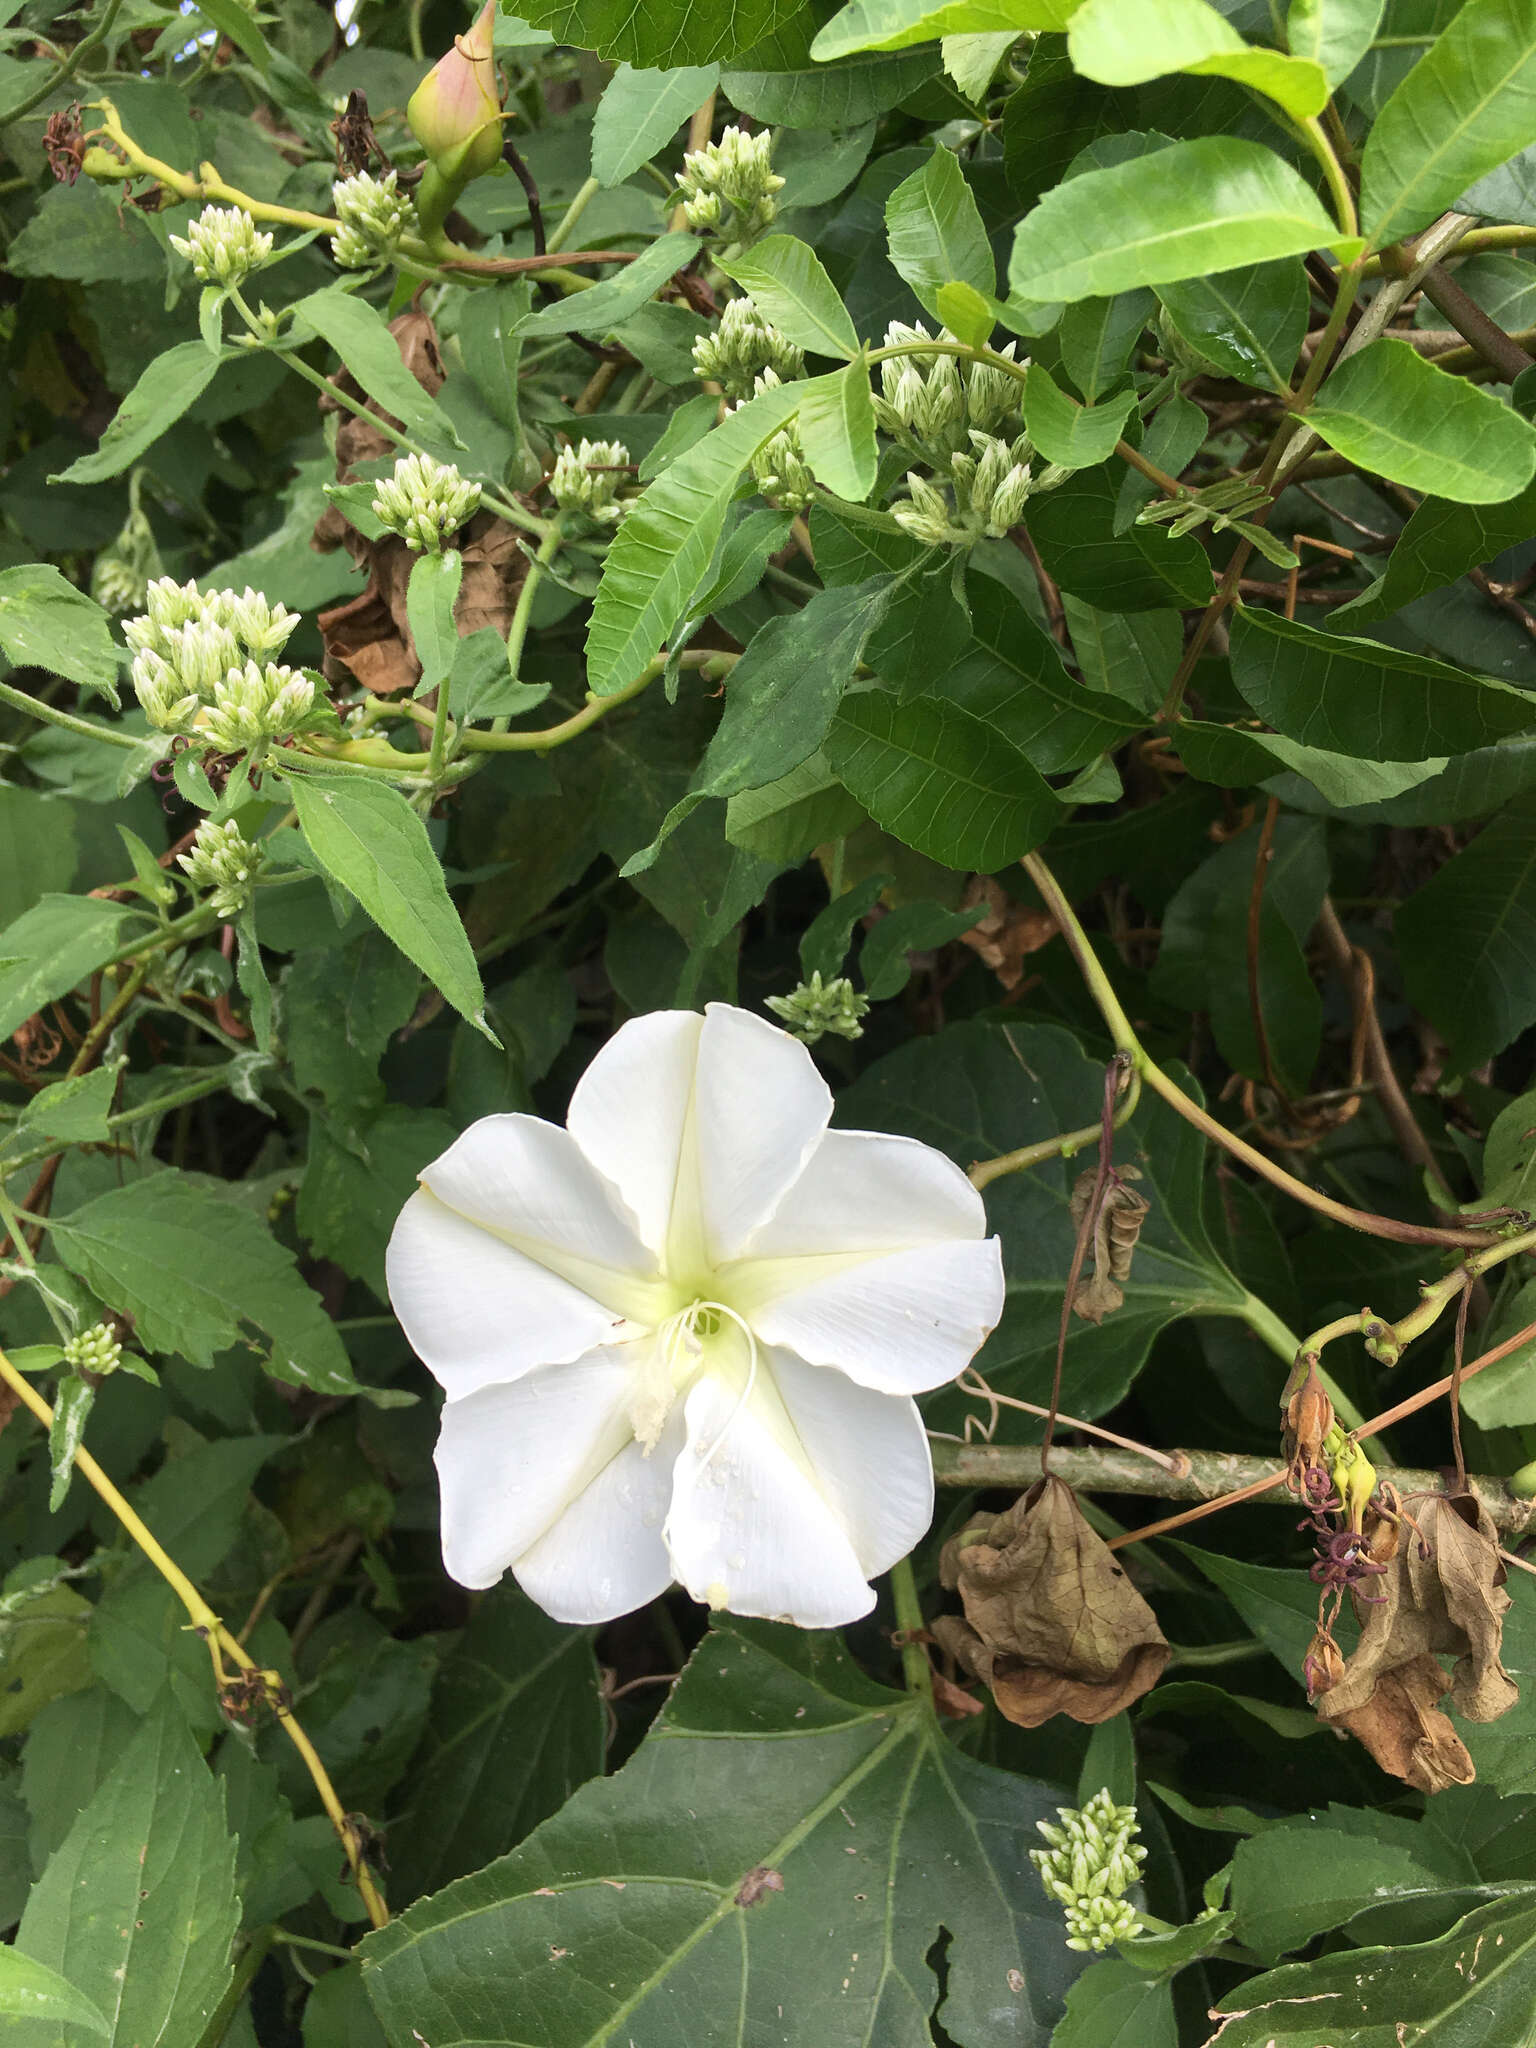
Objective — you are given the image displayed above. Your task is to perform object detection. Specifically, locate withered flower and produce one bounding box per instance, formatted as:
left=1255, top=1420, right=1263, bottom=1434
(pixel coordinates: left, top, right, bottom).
left=1067, top=1165, right=1149, bottom=1324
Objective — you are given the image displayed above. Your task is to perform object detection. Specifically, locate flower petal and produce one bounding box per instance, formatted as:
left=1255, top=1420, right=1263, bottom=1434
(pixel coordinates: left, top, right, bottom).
left=691, top=1004, right=832, bottom=1266
left=770, top=1350, right=933, bottom=1578
left=741, top=1236, right=1006, bottom=1396
left=435, top=1349, right=671, bottom=1617
left=565, top=1009, right=703, bottom=1258
left=665, top=1371, right=876, bottom=1627
left=738, top=1128, right=988, bottom=1259
left=419, top=1113, right=663, bottom=1321
left=388, top=1189, right=637, bottom=1402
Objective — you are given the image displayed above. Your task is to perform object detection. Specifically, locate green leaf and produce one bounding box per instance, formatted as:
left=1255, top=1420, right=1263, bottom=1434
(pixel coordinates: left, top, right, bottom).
left=1229, top=1817, right=1478, bottom=1962
left=590, top=63, right=720, bottom=185
left=1068, top=0, right=1329, bottom=117
left=51, top=1172, right=362, bottom=1394
left=956, top=572, right=1145, bottom=768
left=1026, top=467, right=1214, bottom=612
left=720, top=236, right=860, bottom=358
left=517, top=235, right=695, bottom=337
left=360, top=1618, right=1078, bottom=2046
left=934, top=278, right=997, bottom=348
left=0, top=1578, right=92, bottom=1741
left=859, top=897, right=987, bottom=997
left=1360, top=0, right=1536, bottom=247
left=1060, top=599, right=1180, bottom=714
left=405, top=548, right=462, bottom=699
left=386, top=1583, right=605, bottom=1904
left=0, top=567, right=119, bottom=701
left=795, top=358, right=879, bottom=500
left=287, top=291, right=464, bottom=452
left=1305, top=338, right=1536, bottom=503
left=1461, top=1279, right=1536, bottom=1426
left=0, top=896, right=138, bottom=1047
left=284, top=774, right=489, bottom=1034
left=299, top=1103, right=457, bottom=1300
left=1335, top=474, right=1536, bottom=624
left=840, top=1022, right=1253, bottom=1418
left=516, top=0, right=800, bottom=65
left=625, top=577, right=895, bottom=871
left=12, top=1711, right=238, bottom=2048
left=1175, top=718, right=1449, bottom=808
left=49, top=341, right=228, bottom=485
left=1229, top=606, right=1536, bottom=758
left=723, top=753, right=866, bottom=860
left=723, top=33, right=941, bottom=127
left=1396, top=794, right=1536, bottom=1072
left=1286, top=0, right=1384, bottom=86
left=1003, top=35, right=1126, bottom=213
left=121, top=1434, right=283, bottom=1581
left=0, top=1952, right=109, bottom=2036
left=826, top=688, right=1062, bottom=868
left=1209, top=1893, right=1536, bottom=2045
left=812, top=0, right=1075, bottom=60
left=884, top=145, right=995, bottom=321
left=1155, top=259, right=1309, bottom=390
left=1009, top=138, right=1346, bottom=302
left=1023, top=364, right=1136, bottom=466
left=1050, top=1961, right=1177, bottom=2048
left=192, top=0, right=330, bottom=113
left=1173, top=1546, right=1324, bottom=1680
left=585, top=373, right=802, bottom=694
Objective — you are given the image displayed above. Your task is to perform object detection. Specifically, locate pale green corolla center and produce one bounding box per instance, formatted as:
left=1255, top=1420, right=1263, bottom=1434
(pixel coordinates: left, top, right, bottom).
left=627, top=1297, right=756, bottom=1455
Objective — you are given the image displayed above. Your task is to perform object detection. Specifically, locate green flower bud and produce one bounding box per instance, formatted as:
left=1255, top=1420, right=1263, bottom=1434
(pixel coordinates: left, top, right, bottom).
left=331, top=169, right=416, bottom=270
left=547, top=438, right=632, bottom=527
left=62, top=1322, right=122, bottom=1377
left=766, top=973, right=869, bottom=1045
left=693, top=294, right=805, bottom=400
left=892, top=471, right=959, bottom=547
left=675, top=124, right=783, bottom=255
left=177, top=818, right=263, bottom=919
left=201, top=660, right=316, bottom=751
left=169, top=204, right=274, bottom=288
left=371, top=452, right=482, bottom=552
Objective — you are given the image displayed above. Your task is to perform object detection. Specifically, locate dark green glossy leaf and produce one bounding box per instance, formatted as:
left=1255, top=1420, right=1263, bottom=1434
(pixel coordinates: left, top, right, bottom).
left=1027, top=468, right=1214, bottom=612
left=1155, top=259, right=1308, bottom=389
left=1334, top=476, right=1536, bottom=625
left=360, top=1620, right=1078, bottom=2047
left=1306, top=339, right=1536, bottom=504
left=1397, top=794, right=1536, bottom=1071
left=510, top=0, right=797, bottom=68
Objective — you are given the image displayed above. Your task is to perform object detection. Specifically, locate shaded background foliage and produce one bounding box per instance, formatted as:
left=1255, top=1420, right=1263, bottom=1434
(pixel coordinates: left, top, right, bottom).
left=1, top=0, right=1536, bottom=2043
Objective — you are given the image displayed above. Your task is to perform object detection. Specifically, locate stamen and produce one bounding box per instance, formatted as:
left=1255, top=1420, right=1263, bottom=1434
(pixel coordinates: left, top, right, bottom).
left=692, top=1301, right=760, bottom=1475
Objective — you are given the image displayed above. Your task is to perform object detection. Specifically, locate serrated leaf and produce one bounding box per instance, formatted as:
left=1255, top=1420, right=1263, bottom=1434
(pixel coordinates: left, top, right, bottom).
left=0, top=896, right=139, bottom=1046
left=885, top=144, right=995, bottom=319
left=287, top=290, right=464, bottom=453
left=1023, top=363, right=1135, bottom=466
left=516, top=0, right=800, bottom=65
left=723, top=33, right=941, bottom=126
left=51, top=1172, right=362, bottom=1393
left=826, top=688, right=1062, bottom=868
left=721, top=235, right=860, bottom=358
left=517, top=234, right=694, bottom=337
left=1360, top=0, right=1536, bottom=247
left=0, top=1951, right=109, bottom=2035
left=590, top=63, right=719, bottom=185
left=11, top=1710, right=238, bottom=2048
left=1305, top=338, right=1536, bottom=504
left=360, top=1619, right=1078, bottom=2046
left=49, top=341, right=230, bottom=485
left=1009, top=138, right=1347, bottom=302
left=1050, top=1961, right=1177, bottom=2048
left=1230, top=605, right=1536, bottom=757
left=0, top=567, right=119, bottom=701
left=284, top=774, right=489, bottom=1034
left=1069, top=0, right=1328, bottom=117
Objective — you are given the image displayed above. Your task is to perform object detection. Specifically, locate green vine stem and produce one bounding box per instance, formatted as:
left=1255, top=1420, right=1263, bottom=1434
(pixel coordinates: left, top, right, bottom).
left=0, top=1342, right=389, bottom=1930
left=887, top=1555, right=935, bottom=1702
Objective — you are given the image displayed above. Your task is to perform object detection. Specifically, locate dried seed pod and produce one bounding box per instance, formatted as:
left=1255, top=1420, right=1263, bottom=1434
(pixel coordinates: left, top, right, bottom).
left=1067, top=1166, right=1149, bottom=1324
left=1283, top=1360, right=1335, bottom=1489
left=1303, top=1626, right=1345, bottom=1699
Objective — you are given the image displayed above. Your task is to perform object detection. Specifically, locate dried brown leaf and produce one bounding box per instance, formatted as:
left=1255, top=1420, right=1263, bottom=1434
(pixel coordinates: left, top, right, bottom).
left=1067, top=1165, right=1148, bottom=1325
left=956, top=875, right=1058, bottom=990
left=937, top=1476, right=1169, bottom=1725
left=1323, top=1653, right=1475, bottom=1793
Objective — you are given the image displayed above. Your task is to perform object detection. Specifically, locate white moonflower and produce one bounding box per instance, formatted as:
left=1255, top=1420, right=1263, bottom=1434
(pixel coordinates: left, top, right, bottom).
left=386, top=1003, right=1004, bottom=1628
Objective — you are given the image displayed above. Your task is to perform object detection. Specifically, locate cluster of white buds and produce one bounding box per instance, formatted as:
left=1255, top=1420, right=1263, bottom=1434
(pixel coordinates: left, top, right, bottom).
left=125, top=578, right=316, bottom=751
left=331, top=169, right=416, bottom=269
left=766, top=973, right=869, bottom=1046
left=547, top=437, right=632, bottom=527
left=874, top=323, right=1025, bottom=458
left=371, top=452, right=482, bottom=553
left=169, top=204, right=274, bottom=288
left=740, top=368, right=815, bottom=511
left=91, top=504, right=163, bottom=617
left=1031, top=1790, right=1148, bottom=1953
left=692, top=294, right=805, bottom=400
left=675, top=125, right=783, bottom=255
left=177, top=818, right=263, bottom=919
left=61, top=1322, right=122, bottom=1378
left=893, top=430, right=1057, bottom=547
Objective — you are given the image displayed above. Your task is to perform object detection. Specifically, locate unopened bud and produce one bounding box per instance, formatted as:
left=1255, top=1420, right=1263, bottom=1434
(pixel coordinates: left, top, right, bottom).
left=406, top=0, right=503, bottom=185
left=62, top=1322, right=121, bottom=1377
left=178, top=817, right=263, bottom=918
left=693, top=294, right=805, bottom=400
left=372, top=452, right=482, bottom=552
left=675, top=124, right=783, bottom=254
left=547, top=437, right=631, bottom=526
left=767, top=973, right=869, bottom=1045
left=331, top=168, right=416, bottom=270
left=892, top=470, right=959, bottom=547
left=169, top=204, right=274, bottom=288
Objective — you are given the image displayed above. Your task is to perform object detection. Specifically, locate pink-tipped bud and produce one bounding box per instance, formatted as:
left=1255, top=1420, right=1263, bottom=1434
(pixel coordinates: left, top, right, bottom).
left=407, top=2, right=502, bottom=184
